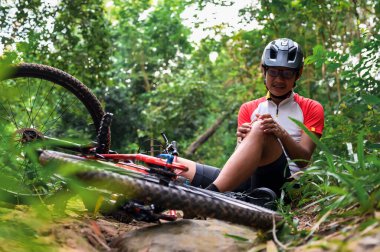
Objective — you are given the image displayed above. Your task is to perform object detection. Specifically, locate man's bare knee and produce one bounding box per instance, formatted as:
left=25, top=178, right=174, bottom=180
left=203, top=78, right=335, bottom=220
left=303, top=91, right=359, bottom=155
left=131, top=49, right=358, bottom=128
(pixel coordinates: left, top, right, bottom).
left=244, top=121, right=283, bottom=166
left=244, top=121, right=265, bottom=140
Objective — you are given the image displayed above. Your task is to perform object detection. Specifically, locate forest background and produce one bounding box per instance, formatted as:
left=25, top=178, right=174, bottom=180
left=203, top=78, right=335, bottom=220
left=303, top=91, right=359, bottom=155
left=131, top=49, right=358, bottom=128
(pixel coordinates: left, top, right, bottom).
left=1, top=0, right=379, bottom=166
left=0, top=0, right=379, bottom=250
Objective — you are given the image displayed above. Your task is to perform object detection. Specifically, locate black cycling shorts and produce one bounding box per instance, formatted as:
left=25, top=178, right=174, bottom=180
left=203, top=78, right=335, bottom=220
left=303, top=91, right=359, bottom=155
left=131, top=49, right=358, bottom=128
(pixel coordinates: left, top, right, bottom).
left=191, top=153, right=291, bottom=196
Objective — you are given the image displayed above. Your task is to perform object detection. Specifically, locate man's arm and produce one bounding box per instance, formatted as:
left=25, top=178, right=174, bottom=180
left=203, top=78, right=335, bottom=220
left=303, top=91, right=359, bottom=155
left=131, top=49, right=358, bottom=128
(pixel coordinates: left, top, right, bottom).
left=278, top=131, right=319, bottom=168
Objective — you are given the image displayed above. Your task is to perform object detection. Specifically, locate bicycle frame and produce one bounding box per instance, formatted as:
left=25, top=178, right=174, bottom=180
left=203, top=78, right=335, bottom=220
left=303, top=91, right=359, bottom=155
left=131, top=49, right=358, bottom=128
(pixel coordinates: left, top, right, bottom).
left=41, top=134, right=187, bottom=175
left=91, top=154, right=188, bottom=173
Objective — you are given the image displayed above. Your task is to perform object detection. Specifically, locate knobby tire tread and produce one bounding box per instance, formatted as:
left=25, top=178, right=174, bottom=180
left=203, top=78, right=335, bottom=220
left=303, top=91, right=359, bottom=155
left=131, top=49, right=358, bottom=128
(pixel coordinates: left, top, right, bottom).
left=7, top=63, right=110, bottom=152
left=78, top=171, right=279, bottom=229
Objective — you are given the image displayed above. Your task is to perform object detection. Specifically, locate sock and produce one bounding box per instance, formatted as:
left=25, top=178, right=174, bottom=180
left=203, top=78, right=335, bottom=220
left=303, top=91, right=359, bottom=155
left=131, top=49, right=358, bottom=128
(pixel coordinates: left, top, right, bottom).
left=205, top=183, right=220, bottom=192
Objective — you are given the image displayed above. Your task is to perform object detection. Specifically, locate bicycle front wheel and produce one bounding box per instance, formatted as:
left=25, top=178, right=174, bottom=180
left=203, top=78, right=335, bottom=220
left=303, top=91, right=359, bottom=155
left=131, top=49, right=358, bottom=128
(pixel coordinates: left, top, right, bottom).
left=40, top=150, right=282, bottom=229
left=80, top=171, right=281, bottom=229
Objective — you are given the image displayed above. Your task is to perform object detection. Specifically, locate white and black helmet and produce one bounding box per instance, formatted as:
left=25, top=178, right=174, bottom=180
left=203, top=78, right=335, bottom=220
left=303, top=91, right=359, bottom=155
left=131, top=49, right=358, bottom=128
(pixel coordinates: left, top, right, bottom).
left=262, top=38, right=304, bottom=70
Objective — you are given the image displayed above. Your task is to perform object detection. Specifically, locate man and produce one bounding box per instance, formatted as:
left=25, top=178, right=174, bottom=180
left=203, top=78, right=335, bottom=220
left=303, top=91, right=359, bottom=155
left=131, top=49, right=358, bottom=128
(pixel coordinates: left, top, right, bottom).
left=178, top=38, right=324, bottom=199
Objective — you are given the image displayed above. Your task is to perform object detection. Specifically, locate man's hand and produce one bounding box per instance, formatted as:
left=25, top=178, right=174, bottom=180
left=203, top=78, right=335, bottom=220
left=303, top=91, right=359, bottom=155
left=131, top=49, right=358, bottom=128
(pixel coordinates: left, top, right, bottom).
left=258, top=114, right=287, bottom=140
left=236, top=122, right=252, bottom=143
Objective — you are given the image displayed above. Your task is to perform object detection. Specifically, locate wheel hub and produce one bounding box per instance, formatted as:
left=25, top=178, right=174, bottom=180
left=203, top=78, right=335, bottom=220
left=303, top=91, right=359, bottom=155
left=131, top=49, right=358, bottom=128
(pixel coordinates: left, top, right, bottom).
left=15, top=128, right=44, bottom=143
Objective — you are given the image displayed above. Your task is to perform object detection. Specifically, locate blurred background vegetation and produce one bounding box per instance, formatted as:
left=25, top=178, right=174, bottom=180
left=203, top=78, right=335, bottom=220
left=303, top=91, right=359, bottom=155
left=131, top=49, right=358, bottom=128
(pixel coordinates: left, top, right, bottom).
left=1, top=0, right=379, bottom=165
left=0, top=0, right=379, bottom=250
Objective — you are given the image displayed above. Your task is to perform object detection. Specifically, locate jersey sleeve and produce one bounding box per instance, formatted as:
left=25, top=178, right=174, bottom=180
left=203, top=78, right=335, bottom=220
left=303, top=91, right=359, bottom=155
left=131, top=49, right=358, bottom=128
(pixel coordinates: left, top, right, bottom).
left=237, top=103, right=253, bottom=128
left=238, top=98, right=265, bottom=128
left=303, top=101, right=324, bottom=135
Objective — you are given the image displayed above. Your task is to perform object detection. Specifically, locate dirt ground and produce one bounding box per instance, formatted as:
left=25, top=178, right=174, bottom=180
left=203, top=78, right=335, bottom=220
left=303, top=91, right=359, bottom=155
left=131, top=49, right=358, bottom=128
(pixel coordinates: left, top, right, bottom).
left=47, top=211, right=380, bottom=252
left=1, top=198, right=379, bottom=251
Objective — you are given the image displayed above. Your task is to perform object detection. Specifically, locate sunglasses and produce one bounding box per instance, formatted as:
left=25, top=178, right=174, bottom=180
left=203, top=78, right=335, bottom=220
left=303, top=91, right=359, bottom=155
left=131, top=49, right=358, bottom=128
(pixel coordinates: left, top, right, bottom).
left=266, top=68, right=297, bottom=79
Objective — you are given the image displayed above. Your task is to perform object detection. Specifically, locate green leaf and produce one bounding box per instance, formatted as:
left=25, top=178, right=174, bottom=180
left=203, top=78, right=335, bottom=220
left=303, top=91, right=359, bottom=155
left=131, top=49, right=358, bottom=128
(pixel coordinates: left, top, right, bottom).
left=224, top=233, right=250, bottom=242
left=362, top=94, right=380, bottom=105
left=357, top=132, right=365, bottom=170
left=327, top=62, right=341, bottom=71
left=289, top=117, right=334, bottom=169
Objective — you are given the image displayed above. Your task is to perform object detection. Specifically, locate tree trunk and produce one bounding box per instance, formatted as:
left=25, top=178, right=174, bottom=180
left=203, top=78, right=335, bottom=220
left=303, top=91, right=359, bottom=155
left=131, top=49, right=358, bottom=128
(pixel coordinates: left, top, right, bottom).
left=185, top=105, right=238, bottom=156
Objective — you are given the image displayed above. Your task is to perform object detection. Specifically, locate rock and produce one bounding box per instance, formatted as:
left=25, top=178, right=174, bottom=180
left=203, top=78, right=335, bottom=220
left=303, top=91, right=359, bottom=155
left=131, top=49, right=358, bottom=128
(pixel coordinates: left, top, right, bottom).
left=110, top=219, right=259, bottom=252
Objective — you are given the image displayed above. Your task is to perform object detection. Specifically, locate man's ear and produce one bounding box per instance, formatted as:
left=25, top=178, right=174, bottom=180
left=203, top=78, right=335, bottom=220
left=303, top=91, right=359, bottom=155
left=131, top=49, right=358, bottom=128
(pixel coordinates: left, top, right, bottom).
left=261, top=65, right=266, bottom=84
left=296, top=66, right=304, bottom=80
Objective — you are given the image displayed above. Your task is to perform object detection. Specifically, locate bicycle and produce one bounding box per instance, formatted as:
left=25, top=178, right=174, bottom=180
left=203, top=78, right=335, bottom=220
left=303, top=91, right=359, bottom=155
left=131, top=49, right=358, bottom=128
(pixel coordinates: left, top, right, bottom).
left=0, top=63, right=282, bottom=229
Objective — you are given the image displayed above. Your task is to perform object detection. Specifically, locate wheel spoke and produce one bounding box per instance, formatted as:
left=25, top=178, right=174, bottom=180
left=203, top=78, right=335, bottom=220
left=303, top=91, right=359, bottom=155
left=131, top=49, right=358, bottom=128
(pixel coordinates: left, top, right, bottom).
left=30, top=84, right=56, bottom=129
left=0, top=101, right=18, bottom=128
left=16, top=81, right=34, bottom=128
left=40, top=87, right=70, bottom=134
left=7, top=101, right=20, bottom=129
left=0, top=63, right=107, bottom=202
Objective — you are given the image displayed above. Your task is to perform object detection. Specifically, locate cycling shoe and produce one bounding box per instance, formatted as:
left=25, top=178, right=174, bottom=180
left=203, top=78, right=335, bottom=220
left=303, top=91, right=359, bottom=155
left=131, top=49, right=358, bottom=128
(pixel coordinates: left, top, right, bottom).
left=222, top=187, right=277, bottom=210
left=247, top=187, right=277, bottom=210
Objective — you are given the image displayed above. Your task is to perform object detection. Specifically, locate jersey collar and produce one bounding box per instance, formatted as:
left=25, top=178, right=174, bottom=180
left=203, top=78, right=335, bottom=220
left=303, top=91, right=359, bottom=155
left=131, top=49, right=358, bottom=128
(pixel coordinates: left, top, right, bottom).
left=266, top=91, right=295, bottom=104
left=265, top=91, right=294, bottom=101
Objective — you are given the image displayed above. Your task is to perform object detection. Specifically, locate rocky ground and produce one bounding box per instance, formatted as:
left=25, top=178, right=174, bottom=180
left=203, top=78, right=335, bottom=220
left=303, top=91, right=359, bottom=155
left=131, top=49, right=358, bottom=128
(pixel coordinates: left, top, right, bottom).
left=22, top=214, right=380, bottom=251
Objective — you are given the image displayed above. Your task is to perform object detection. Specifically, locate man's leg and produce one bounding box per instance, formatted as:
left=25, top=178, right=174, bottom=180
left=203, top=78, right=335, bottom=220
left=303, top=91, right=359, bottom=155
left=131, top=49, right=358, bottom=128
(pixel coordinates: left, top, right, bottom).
left=250, top=153, right=290, bottom=196
left=176, top=120, right=283, bottom=192
left=176, top=157, right=197, bottom=181
left=213, top=121, right=283, bottom=192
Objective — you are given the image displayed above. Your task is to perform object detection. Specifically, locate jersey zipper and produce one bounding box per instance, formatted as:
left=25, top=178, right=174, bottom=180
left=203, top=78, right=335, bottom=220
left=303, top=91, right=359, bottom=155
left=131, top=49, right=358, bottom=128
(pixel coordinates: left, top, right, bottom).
left=276, top=105, right=279, bottom=117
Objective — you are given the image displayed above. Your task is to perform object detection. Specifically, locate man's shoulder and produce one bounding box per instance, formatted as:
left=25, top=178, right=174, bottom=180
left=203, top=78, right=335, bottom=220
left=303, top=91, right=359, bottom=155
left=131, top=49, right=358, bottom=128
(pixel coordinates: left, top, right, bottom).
left=242, top=96, right=267, bottom=108
left=293, top=93, right=323, bottom=108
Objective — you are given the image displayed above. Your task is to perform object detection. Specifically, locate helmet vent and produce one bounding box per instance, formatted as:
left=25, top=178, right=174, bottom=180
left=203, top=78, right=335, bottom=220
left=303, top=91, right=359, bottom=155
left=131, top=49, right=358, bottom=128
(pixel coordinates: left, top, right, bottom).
left=288, top=47, right=296, bottom=62
left=269, top=45, right=278, bottom=59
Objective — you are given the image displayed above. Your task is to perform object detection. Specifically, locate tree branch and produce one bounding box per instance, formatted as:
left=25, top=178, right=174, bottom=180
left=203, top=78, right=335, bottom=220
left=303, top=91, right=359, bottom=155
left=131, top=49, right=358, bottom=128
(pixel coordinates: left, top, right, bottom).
left=185, top=104, right=239, bottom=156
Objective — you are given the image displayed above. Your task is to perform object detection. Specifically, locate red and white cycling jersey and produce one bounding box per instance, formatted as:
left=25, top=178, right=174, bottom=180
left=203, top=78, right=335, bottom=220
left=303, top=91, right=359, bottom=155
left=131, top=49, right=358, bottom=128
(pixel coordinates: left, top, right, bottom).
left=238, top=92, right=324, bottom=174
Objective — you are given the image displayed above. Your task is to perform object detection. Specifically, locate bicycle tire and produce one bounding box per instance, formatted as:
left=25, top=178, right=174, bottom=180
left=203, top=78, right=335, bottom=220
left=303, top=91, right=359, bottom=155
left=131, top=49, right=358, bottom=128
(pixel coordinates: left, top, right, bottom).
left=40, top=150, right=282, bottom=229
left=2, top=63, right=110, bottom=152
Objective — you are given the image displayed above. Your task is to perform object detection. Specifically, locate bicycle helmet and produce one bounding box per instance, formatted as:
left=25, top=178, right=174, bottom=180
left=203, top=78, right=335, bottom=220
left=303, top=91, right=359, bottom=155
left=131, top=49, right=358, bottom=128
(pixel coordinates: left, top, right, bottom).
left=262, top=38, right=304, bottom=70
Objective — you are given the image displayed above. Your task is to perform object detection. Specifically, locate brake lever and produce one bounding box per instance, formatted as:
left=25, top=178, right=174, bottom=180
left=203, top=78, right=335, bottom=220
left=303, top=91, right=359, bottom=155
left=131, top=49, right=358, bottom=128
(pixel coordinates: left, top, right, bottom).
left=161, top=132, right=169, bottom=146
left=161, top=132, right=179, bottom=156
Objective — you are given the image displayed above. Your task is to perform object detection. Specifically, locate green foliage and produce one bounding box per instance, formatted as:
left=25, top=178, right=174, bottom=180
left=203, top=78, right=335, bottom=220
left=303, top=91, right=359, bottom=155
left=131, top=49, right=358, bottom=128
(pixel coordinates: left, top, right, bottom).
left=50, top=0, right=113, bottom=89
left=274, top=20, right=379, bottom=245
left=142, top=78, right=213, bottom=139
left=278, top=129, right=379, bottom=246
left=102, top=0, right=194, bottom=151
left=316, top=33, right=380, bottom=154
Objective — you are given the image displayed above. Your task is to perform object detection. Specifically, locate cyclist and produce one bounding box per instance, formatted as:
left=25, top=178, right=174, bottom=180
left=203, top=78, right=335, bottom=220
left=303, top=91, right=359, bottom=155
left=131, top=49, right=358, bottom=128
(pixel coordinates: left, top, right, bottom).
left=178, top=38, right=324, bottom=200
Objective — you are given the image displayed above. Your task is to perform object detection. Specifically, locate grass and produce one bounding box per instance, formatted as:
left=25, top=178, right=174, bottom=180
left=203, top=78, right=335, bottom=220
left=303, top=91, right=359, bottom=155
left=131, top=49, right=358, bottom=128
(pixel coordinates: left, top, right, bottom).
left=273, top=122, right=380, bottom=249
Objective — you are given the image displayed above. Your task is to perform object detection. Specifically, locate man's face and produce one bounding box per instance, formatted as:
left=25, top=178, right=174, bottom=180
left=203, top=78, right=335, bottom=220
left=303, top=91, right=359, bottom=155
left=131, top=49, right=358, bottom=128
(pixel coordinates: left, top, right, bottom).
left=264, top=67, right=300, bottom=97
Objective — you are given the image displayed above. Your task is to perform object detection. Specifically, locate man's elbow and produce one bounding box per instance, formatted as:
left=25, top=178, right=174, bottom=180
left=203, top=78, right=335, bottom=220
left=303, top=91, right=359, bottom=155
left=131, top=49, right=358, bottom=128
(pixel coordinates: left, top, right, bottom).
left=296, top=153, right=313, bottom=168
left=297, top=161, right=310, bottom=169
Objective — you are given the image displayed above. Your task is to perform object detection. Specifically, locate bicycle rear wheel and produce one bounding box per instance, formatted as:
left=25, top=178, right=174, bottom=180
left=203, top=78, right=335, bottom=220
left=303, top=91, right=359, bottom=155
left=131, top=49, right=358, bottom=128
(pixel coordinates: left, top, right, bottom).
left=1, top=63, right=110, bottom=149
left=0, top=63, right=110, bottom=201
left=40, top=150, right=282, bottom=229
